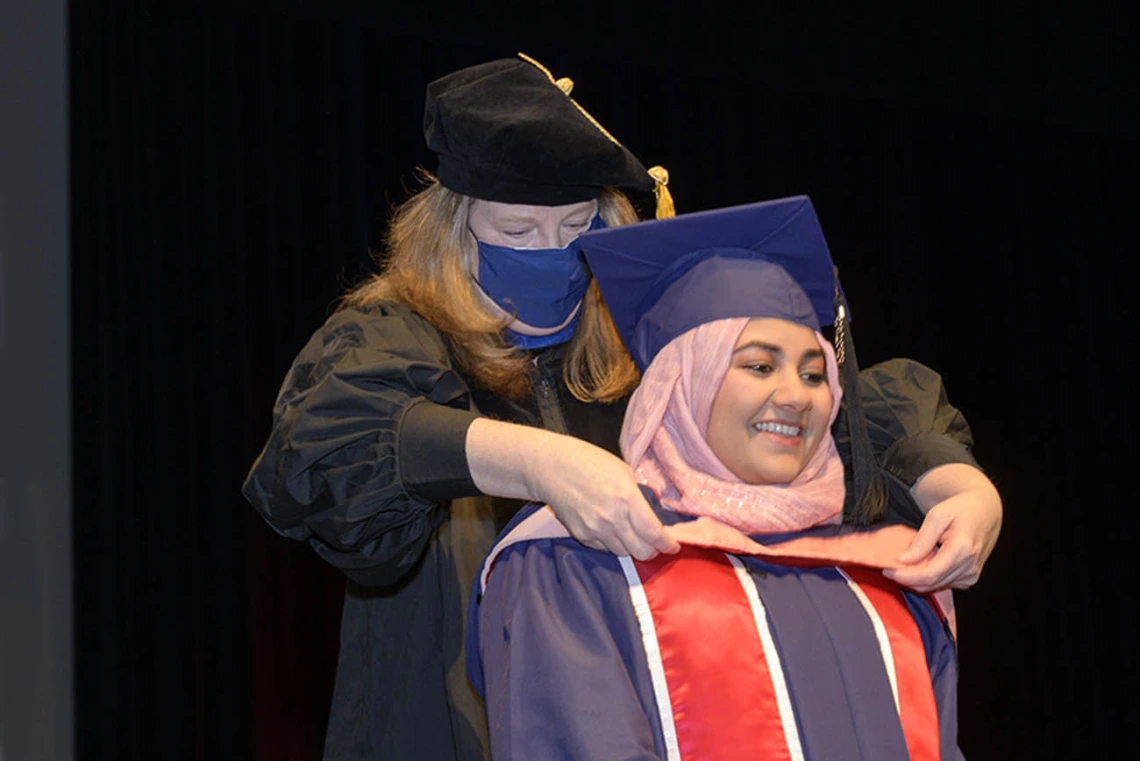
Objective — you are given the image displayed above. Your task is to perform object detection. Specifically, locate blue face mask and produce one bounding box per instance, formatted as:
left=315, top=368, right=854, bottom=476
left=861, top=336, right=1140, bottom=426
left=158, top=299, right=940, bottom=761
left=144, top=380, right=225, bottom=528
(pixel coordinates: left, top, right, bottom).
left=473, top=214, right=606, bottom=330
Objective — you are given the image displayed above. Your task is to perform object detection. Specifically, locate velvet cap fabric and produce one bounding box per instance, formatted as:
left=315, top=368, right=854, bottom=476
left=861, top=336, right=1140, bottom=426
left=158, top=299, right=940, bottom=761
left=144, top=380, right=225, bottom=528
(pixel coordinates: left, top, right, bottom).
left=580, top=195, right=846, bottom=371
left=423, top=57, right=655, bottom=205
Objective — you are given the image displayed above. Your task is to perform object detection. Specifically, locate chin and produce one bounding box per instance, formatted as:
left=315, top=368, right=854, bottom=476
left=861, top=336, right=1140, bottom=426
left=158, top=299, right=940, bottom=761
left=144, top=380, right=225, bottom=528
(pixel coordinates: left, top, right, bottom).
left=741, top=460, right=805, bottom=486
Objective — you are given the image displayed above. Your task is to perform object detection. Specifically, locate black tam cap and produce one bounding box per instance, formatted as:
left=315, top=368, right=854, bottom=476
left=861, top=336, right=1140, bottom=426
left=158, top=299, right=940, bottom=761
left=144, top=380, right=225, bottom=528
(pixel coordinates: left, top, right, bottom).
left=424, top=54, right=670, bottom=211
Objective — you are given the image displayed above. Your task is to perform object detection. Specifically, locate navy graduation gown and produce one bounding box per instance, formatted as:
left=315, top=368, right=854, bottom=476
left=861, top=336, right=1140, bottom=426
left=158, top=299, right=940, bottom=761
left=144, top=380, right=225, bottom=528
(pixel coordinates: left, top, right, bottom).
left=469, top=503, right=962, bottom=761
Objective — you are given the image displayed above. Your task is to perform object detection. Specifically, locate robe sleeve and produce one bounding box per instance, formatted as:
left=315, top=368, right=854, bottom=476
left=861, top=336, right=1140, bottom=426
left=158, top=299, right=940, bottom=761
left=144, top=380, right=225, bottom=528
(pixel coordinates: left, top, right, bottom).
left=241, top=303, right=482, bottom=586
left=837, top=358, right=980, bottom=487
left=476, top=540, right=666, bottom=761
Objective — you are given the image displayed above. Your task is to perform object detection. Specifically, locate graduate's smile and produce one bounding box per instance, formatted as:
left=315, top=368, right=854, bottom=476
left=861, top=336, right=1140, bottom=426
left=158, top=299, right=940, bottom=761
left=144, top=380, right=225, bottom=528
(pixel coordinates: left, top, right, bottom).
left=752, top=420, right=804, bottom=440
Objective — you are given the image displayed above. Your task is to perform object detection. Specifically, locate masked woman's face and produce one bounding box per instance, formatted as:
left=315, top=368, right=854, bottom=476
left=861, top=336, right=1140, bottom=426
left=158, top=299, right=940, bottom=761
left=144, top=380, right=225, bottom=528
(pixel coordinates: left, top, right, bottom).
left=464, top=198, right=599, bottom=335
left=706, top=318, right=833, bottom=485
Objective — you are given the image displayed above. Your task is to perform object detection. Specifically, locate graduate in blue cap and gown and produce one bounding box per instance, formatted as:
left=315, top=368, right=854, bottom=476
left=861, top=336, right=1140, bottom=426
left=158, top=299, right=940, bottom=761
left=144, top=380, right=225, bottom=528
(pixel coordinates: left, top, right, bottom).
left=469, top=196, right=963, bottom=760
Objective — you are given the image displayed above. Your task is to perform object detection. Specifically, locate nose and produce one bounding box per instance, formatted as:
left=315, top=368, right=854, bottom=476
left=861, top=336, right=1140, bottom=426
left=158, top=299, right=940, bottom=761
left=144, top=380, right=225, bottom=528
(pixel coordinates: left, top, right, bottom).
left=771, top=374, right=812, bottom=412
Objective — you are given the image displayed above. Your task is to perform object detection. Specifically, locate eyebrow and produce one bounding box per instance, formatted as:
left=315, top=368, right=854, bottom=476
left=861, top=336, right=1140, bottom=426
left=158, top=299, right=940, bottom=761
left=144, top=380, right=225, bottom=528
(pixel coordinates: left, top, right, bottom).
left=493, top=214, right=540, bottom=225
left=734, top=341, right=824, bottom=362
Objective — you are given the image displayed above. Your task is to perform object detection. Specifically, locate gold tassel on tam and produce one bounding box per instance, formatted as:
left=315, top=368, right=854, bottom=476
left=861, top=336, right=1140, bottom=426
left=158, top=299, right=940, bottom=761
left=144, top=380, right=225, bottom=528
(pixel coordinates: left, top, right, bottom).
left=648, top=166, right=675, bottom=219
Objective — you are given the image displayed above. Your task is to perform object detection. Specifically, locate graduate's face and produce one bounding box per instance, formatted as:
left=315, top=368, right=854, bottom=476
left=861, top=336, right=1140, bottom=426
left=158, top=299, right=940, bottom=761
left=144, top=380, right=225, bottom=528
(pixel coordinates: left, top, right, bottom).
left=706, top=318, right=833, bottom=485
left=464, top=198, right=598, bottom=335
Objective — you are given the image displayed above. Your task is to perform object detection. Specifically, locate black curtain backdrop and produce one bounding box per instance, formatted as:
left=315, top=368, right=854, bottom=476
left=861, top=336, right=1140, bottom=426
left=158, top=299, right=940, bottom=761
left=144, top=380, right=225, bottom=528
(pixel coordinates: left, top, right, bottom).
left=70, top=3, right=1138, bottom=759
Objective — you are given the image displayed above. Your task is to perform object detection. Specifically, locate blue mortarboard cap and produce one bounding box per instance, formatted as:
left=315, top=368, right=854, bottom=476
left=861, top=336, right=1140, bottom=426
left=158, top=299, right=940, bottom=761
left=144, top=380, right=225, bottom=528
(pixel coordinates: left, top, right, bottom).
left=580, top=196, right=843, bottom=371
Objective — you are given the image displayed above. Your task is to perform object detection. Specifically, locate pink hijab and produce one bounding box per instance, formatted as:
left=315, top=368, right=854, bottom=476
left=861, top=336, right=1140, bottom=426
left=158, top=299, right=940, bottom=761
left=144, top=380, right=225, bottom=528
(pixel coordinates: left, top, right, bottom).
left=620, top=317, right=846, bottom=534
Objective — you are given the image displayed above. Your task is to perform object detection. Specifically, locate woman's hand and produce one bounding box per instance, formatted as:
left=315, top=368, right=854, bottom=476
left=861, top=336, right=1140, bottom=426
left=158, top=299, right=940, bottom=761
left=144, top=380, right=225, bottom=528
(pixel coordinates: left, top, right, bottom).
left=883, top=463, right=1002, bottom=592
left=467, top=418, right=680, bottom=560
left=533, top=435, right=681, bottom=559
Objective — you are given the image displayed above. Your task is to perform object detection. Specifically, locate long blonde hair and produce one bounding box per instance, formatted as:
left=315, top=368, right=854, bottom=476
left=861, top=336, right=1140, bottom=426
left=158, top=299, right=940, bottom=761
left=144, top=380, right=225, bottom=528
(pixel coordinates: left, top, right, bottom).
left=342, top=173, right=641, bottom=402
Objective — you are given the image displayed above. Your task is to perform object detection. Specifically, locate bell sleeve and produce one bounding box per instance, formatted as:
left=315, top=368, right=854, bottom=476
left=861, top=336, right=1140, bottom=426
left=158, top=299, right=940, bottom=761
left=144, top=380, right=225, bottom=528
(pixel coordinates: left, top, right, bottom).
left=242, top=303, right=482, bottom=586
left=841, top=358, right=980, bottom=487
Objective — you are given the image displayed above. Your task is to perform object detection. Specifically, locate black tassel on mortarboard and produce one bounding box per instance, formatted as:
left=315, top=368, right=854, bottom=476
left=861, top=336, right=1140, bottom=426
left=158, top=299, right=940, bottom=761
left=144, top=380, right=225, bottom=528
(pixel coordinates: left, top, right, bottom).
left=833, top=270, right=888, bottom=524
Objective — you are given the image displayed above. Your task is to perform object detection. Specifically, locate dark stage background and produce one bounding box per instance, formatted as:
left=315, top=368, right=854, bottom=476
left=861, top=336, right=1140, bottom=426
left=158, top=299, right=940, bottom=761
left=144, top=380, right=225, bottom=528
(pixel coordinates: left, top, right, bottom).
left=69, top=3, right=1137, bottom=759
